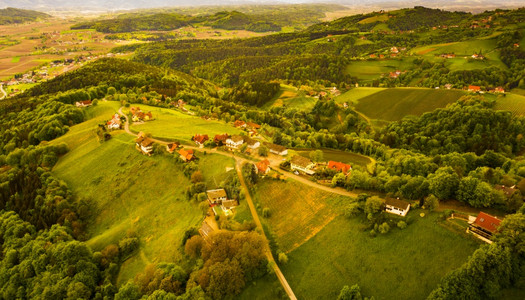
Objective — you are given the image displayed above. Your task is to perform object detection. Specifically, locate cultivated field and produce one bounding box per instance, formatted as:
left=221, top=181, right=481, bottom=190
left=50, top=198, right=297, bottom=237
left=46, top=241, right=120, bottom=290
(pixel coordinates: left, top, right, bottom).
left=354, top=88, right=465, bottom=121
left=494, top=93, right=525, bottom=116
left=345, top=59, right=414, bottom=82
left=253, top=179, right=351, bottom=253
left=281, top=214, right=481, bottom=300
left=334, top=87, right=385, bottom=105
left=127, top=104, right=243, bottom=142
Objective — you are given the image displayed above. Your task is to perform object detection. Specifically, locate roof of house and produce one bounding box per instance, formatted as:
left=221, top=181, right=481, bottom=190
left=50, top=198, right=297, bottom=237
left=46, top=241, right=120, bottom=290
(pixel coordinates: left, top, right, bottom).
left=291, top=155, right=314, bottom=168
left=193, top=134, right=209, bottom=144
left=256, top=159, right=270, bottom=173
left=222, top=199, right=238, bottom=209
left=473, top=212, right=502, bottom=233
left=494, top=185, right=518, bottom=198
left=267, top=143, right=287, bottom=153
left=229, top=135, right=245, bottom=143
left=234, top=120, right=246, bottom=127
left=77, top=100, right=92, bottom=105
left=178, top=148, right=194, bottom=160
left=384, top=198, right=410, bottom=211
left=167, top=143, right=179, bottom=152
left=207, top=189, right=227, bottom=200
left=328, top=161, right=351, bottom=173
left=247, top=122, right=261, bottom=129
left=141, top=137, right=154, bottom=147
left=469, top=85, right=481, bottom=91
left=214, top=133, right=230, bottom=142
left=245, top=138, right=259, bottom=146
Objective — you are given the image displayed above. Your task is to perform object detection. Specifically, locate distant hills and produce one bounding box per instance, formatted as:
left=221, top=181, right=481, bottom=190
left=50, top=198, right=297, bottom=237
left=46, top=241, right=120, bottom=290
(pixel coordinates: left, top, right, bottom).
left=0, top=7, right=49, bottom=24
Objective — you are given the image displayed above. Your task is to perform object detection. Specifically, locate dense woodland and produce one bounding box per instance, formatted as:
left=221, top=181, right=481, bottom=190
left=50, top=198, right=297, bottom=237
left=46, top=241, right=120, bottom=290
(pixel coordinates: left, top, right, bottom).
left=0, top=5, right=524, bottom=300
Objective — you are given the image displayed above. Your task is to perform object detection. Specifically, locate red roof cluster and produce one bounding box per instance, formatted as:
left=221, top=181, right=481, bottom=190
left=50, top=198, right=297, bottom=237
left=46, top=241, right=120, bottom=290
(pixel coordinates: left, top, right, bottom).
left=327, top=161, right=352, bottom=174
left=256, top=159, right=270, bottom=174
left=193, top=134, right=209, bottom=144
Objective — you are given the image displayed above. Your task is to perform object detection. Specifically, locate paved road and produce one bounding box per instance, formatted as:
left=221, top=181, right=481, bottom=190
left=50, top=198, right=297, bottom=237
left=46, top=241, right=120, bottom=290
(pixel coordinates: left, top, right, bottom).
left=0, top=84, right=6, bottom=100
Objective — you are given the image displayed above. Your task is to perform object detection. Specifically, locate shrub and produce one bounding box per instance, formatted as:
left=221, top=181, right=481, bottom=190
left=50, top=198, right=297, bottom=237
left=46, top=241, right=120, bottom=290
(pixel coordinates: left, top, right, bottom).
left=278, top=252, right=288, bottom=265
left=397, top=220, right=407, bottom=229
left=378, top=222, right=390, bottom=234
left=262, top=207, right=271, bottom=218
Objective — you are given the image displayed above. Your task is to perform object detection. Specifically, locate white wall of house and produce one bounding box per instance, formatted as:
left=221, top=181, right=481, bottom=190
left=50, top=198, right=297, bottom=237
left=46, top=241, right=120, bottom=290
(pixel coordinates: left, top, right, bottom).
left=226, top=139, right=243, bottom=149
left=291, top=163, right=316, bottom=175
left=385, top=204, right=410, bottom=217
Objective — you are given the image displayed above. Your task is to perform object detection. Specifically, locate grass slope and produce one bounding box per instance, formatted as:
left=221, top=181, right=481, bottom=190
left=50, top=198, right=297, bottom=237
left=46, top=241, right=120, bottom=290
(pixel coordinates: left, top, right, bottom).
left=263, top=84, right=317, bottom=111
left=51, top=102, right=209, bottom=284
left=334, top=87, right=385, bottom=105
left=281, top=214, right=481, bottom=300
left=253, top=179, right=351, bottom=253
left=354, top=88, right=465, bottom=121
left=294, top=149, right=372, bottom=168
left=127, top=104, right=242, bottom=142
left=345, top=59, right=414, bottom=83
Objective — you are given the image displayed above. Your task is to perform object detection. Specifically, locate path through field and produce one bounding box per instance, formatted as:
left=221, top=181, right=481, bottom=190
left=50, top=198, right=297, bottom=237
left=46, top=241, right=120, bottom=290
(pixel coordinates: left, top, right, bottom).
left=0, top=84, right=6, bottom=99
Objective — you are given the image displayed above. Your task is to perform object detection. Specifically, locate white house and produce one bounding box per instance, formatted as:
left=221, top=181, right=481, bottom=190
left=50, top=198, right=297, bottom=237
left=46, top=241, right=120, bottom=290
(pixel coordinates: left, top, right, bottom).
left=206, top=189, right=228, bottom=205
left=226, top=135, right=245, bottom=149
left=135, top=136, right=154, bottom=156
left=290, top=155, right=316, bottom=175
left=268, top=143, right=288, bottom=156
left=384, top=198, right=410, bottom=217
left=245, top=138, right=260, bottom=150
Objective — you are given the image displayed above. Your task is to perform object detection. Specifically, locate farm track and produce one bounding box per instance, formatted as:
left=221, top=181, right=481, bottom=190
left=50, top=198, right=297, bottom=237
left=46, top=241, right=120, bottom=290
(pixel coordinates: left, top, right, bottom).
left=0, top=84, right=6, bottom=99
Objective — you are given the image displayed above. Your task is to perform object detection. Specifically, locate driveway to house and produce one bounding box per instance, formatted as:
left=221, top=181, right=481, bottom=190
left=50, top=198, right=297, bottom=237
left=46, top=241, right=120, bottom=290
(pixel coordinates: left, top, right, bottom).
left=0, top=84, right=6, bottom=100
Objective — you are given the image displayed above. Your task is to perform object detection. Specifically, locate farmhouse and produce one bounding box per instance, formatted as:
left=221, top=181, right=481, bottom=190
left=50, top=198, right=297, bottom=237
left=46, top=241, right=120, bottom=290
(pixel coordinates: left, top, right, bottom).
left=214, top=133, right=230, bottom=146
left=291, top=155, right=316, bottom=175
left=471, top=53, right=485, bottom=60
left=494, top=87, right=505, bottom=93
left=75, top=100, right=92, bottom=107
left=192, top=134, right=209, bottom=146
left=384, top=197, right=410, bottom=217
left=178, top=148, right=195, bottom=162
left=234, top=120, right=246, bottom=128
left=440, top=53, right=456, bottom=59
left=106, top=113, right=121, bottom=130
left=390, top=46, right=399, bottom=53
left=131, top=108, right=153, bottom=122
left=226, top=135, right=245, bottom=149
left=246, top=122, right=261, bottom=130
left=256, top=159, right=271, bottom=175
left=494, top=185, right=519, bottom=199
left=207, top=189, right=228, bottom=205
left=245, top=138, right=260, bottom=150
left=468, top=85, right=481, bottom=92
left=267, top=143, right=288, bottom=156
left=327, top=161, right=352, bottom=175
left=468, top=212, right=502, bottom=243
left=135, top=136, right=154, bottom=156
left=166, top=142, right=179, bottom=154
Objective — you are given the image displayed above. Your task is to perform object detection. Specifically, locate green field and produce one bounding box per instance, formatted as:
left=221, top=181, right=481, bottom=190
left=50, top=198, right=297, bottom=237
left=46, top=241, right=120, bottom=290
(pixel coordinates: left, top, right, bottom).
left=345, top=59, right=414, bottom=82
left=294, top=148, right=372, bottom=168
left=354, top=88, right=465, bottom=121
left=334, top=87, right=385, bottom=105
left=253, top=179, right=351, bottom=253
left=494, top=93, right=525, bottom=116
left=281, top=214, right=481, bottom=300
left=51, top=102, right=237, bottom=285
left=11, top=56, right=20, bottom=63
left=127, top=104, right=243, bottom=142
left=263, top=85, right=317, bottom=111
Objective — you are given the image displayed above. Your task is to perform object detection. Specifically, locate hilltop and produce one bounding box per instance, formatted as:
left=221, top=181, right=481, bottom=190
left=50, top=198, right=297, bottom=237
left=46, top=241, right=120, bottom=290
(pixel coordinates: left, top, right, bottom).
left=0, top=7, right=49, bottom=24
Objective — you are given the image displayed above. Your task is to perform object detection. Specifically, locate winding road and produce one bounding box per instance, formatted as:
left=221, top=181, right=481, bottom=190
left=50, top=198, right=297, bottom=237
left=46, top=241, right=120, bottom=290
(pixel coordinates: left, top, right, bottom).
left=0, top=84, right=7, bottom=100
left=117, top=106, right=360, bottom=299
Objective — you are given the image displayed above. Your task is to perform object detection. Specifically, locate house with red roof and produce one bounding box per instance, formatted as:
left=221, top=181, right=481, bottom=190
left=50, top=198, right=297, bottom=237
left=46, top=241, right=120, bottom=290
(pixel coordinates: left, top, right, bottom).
left=468, top=212, right=502, bottom=243
left=256, top=159, right=271, bottom=175
left=166, top=142, right=179, bottom=154
left=214, top=133, right=230, bottom=146
left=234, top=120, right=246, bottom=128
left=192, top=134, right=209, bottom=146
left=106, top=113, right=121, bottom=130
left=327, top=161, right=352, bottom=175
left=468, top=85, right=481, bottom=92
left=75, top=100, right=92, bottom=108
left=178, top=148, right=195, bottom=162
left=494, top=87, right=505, bottom=93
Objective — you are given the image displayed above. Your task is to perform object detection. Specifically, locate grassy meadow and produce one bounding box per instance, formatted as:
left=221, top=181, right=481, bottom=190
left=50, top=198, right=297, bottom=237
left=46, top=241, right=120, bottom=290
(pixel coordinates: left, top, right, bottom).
left=51, top=101, right=238, bottom=285
left=126, top=104, right=242, bottom=142
left=281, top=214, right=481, bottom=300
left=334, top=87, right=385, bottom=105
left=263, top=84, right=317, bottom=111
left=345, top=59, right=414, bottom=82
left=253, top=179, right=351, bottom=253
left=354, top=88, right=465, bottom=121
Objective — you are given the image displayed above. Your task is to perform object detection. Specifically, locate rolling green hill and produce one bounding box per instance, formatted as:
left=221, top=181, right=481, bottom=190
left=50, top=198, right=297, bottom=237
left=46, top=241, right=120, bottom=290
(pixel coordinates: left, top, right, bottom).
left=354, top=88, right=466, bottom=121
left=0, top=7, right=49, bottom=25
